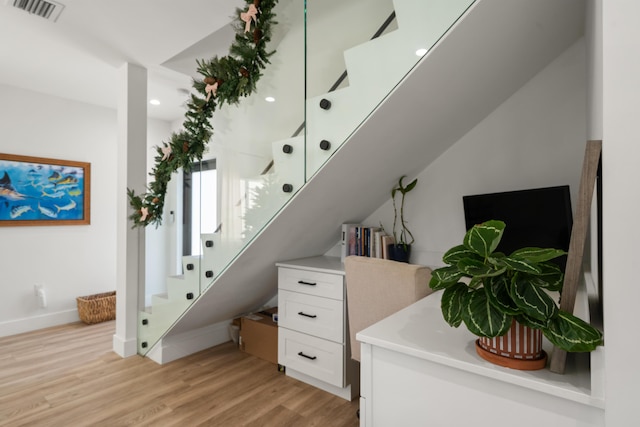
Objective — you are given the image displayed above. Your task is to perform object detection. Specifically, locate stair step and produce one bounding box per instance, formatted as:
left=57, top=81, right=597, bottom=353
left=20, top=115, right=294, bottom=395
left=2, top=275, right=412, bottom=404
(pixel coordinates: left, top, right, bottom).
left=166, top=275, right=200, bottom=301
left=150, top=296, right=191, bottom=318
left=199, top=233, right=245, bottom=291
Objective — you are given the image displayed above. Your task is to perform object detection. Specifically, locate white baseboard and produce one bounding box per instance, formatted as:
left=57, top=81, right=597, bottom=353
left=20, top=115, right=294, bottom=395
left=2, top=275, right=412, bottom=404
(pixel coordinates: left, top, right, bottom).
left=112, top=334, right=138, bottom=358
left=0, top=309, right=80, bottom=338
left=147, top=319, right=232, bottom=364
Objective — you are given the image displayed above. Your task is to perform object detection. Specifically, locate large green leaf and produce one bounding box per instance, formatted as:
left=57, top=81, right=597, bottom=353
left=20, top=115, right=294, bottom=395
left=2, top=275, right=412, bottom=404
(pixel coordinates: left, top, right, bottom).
left=486, top=252, right=506, bottom=267
left=543, top=311, right=603, bottom=352
left=509, top=275, right=558, bottom=321
left=458, top=258, right=506, bottom=278
left=519, top=267, right=564, bottom=292
left=429, top=266, right=464, bottom=290
left=440, top=283, right=468, bottom=327
left=515, top=313, right=548, bottom=330
left=442, top=245, right=482, bottom=265
left=484, top=276, right=520, bottom=315
left=463, top=220, right=505, bottom=258
left=461, top=288, right=511, bottom=338
left=537, top=262, right=563, bottom=276
left=510, top=247, right=567, bottom=263
left=501, top=257, right=542, bottom=274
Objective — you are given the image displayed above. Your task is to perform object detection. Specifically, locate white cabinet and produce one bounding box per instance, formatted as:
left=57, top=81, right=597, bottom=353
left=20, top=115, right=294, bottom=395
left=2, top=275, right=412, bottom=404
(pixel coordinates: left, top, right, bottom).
left=357, top=291, right=605, bottom=426
left=276, top=256, right=358, bottom=401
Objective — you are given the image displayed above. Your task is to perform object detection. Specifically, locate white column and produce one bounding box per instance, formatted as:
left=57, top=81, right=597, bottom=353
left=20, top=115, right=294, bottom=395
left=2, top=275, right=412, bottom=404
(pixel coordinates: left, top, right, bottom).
left=113, top=63, right=147, bottom=357
left=602, top=0, right=640, bottom=424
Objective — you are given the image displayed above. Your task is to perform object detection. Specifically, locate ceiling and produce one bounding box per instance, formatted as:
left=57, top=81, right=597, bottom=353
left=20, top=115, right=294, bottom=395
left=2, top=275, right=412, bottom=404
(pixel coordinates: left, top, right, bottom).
left=0, top=0, right=244, bottom=122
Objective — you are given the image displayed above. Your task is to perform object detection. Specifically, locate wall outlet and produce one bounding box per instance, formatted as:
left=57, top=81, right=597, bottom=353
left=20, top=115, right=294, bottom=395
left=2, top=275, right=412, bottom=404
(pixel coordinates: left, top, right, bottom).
left=34, top=284, right=47, bottom=308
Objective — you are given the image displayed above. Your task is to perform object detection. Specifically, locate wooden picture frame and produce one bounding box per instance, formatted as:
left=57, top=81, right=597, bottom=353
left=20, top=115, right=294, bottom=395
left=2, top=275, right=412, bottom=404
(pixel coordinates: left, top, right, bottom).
left=0, top=153, right=90, bottom=226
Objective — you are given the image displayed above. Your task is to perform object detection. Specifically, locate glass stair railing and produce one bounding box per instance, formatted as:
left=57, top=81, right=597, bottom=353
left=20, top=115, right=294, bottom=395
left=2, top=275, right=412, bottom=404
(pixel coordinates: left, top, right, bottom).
left=305, top=0, right=475, bottom=179
left=137, top=0, right=476, bottom=356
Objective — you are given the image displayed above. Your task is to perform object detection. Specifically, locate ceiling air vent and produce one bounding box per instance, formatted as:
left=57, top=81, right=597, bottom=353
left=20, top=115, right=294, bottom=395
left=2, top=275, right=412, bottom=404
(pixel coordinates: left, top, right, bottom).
left=6, top=0, right=65, bottom=22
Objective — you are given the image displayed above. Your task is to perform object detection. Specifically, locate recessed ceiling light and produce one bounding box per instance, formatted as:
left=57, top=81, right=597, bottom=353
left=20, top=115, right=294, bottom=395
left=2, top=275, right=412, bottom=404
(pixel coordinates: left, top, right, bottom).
left=150, top=99, right=160, bottom=106
left=415, top=48, right=427, bottom=57
left=265, top=96, right=275, bottom=103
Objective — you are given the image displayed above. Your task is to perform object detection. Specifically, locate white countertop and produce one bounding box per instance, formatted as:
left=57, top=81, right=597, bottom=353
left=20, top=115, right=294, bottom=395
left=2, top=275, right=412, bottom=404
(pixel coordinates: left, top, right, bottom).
left=276, top=255, right=345, bottom=275
left=357, top=290, right=605, bottom=409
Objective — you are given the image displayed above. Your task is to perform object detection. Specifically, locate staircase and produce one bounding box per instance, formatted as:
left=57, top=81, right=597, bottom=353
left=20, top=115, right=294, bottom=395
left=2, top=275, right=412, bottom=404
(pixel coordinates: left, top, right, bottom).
left=138, top=0, right=586, bottom=360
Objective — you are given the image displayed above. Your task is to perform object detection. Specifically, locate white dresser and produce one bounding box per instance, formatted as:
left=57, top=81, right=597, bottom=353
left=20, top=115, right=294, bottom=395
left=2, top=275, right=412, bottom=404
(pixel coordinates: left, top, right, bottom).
left=276, top=256, right=359, bottom=401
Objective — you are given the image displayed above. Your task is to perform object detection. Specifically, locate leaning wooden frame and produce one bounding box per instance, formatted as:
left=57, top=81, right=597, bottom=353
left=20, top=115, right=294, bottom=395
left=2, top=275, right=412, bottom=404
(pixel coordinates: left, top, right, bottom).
left=550, top=140, right=602, bottom=374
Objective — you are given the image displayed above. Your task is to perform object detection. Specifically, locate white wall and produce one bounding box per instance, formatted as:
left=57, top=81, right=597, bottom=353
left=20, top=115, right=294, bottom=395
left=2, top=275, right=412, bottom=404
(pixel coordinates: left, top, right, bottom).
left=0, top=84, right=170, bottom=336
left=0, top=84, right=117, bottom=335
left=364, top=39, right=587, bottom=267
left=586, top=0, right=603, bottom=141
left=602, top=0, right=640, bottom=423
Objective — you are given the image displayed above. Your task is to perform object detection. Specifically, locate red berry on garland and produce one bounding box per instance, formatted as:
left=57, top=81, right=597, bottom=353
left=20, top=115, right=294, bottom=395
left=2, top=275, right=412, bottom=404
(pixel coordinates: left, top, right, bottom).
left=253, top=0, right=260, bottom=7
left=183, top=141, right=190, bottom=153
left=240, top=67, right=249, bottom=78
left=204, top=77, right=216, bottom=85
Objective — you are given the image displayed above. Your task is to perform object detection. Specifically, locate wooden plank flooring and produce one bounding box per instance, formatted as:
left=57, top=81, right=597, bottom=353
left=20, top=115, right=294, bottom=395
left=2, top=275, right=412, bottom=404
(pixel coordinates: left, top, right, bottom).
left=0, top=321, right=359, bottom=426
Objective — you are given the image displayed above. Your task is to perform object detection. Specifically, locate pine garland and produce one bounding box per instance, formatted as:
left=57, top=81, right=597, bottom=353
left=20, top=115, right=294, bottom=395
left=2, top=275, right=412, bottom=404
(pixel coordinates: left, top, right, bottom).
left=128, top=0, right=278, bottom=227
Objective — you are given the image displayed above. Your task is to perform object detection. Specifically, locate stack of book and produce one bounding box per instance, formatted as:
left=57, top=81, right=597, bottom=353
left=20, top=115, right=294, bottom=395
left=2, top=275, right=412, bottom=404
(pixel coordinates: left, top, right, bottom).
left=340, top=223, right=395, bottom=261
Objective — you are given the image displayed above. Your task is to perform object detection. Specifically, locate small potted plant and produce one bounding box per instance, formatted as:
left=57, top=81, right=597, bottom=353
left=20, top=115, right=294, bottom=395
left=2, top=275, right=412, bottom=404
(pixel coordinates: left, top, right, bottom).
left=389, top=175, right=418, bottom=262
left=429, top=220, right=603, bottom=370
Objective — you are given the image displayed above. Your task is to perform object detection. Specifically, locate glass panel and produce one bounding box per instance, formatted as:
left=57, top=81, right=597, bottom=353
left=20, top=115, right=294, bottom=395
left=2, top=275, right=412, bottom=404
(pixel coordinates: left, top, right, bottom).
left=187, top=160, right=217, bottom=256
left=139, top=171, right=185, bottom=355
left=305, top=0, right=475, bottom=179
left=196, top=0, right=306, bottom=296
left=138, top=0, right=305, bottom=355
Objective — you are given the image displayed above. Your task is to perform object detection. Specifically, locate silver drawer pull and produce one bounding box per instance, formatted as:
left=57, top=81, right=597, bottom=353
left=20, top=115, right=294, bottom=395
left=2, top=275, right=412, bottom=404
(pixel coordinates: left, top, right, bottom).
left=298, top=351, right=317, bottom=360
left=298, top=311, right=317, bottom=319
left=297, top=280, right=317, bottom=286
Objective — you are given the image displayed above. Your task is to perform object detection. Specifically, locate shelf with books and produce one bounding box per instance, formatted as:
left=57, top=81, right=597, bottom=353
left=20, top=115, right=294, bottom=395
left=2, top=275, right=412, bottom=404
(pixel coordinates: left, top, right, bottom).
left=340, top=223, right=394, bottom=261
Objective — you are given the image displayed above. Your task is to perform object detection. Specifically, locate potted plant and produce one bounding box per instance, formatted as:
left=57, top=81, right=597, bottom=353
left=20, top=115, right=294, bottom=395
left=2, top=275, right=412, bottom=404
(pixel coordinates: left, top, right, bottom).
left=389, top=175, right=418, bottom=262
left=429, top=220, right=603, bottom=370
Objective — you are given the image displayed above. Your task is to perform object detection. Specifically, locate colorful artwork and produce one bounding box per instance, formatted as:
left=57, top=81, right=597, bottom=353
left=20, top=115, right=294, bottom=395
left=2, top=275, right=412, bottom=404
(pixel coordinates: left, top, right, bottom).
left=0, top=153, right=90, bottom=226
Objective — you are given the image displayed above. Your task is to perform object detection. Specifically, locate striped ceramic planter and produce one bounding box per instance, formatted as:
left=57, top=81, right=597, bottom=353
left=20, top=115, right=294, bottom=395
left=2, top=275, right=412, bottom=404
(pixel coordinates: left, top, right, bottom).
left=475, top=320, right=547, bottom=370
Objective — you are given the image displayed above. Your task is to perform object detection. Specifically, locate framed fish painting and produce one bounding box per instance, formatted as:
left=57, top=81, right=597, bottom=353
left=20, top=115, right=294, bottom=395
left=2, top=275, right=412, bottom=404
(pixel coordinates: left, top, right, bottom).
left=0, top=153, right=90, bottom=226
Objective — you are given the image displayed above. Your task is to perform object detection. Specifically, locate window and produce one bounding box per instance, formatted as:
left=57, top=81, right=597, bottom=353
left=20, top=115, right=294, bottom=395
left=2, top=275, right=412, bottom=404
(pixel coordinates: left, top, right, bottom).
left=183, top=159, right=217, bottom=256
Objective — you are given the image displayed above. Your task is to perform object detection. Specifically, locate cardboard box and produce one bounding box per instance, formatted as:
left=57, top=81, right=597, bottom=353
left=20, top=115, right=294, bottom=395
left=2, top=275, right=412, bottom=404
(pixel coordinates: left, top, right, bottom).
left=239, top=308, right=278, bottom=364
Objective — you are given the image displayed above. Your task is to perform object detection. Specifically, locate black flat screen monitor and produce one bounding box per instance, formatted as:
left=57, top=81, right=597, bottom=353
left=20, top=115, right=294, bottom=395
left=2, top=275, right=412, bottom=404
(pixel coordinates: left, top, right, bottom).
left=463, top=185, right=573, bottom=268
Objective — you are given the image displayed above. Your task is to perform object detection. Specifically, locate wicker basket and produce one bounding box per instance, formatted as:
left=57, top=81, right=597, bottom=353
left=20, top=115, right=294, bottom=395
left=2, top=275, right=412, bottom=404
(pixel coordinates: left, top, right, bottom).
left=76, top=291, right=116, bottom=324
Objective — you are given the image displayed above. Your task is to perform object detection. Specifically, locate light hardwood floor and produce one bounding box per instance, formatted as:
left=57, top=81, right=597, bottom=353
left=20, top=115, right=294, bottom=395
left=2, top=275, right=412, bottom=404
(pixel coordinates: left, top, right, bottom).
left=0, top=321, right=359, bottom=426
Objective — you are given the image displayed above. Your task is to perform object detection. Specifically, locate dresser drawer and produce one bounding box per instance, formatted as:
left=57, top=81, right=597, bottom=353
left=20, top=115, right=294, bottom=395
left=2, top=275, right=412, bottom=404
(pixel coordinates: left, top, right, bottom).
left=278, top=328, right=345, bottom=387
left=278, top=290, right=343, bottom=343
left=278, top=267, right=344, bottom=300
